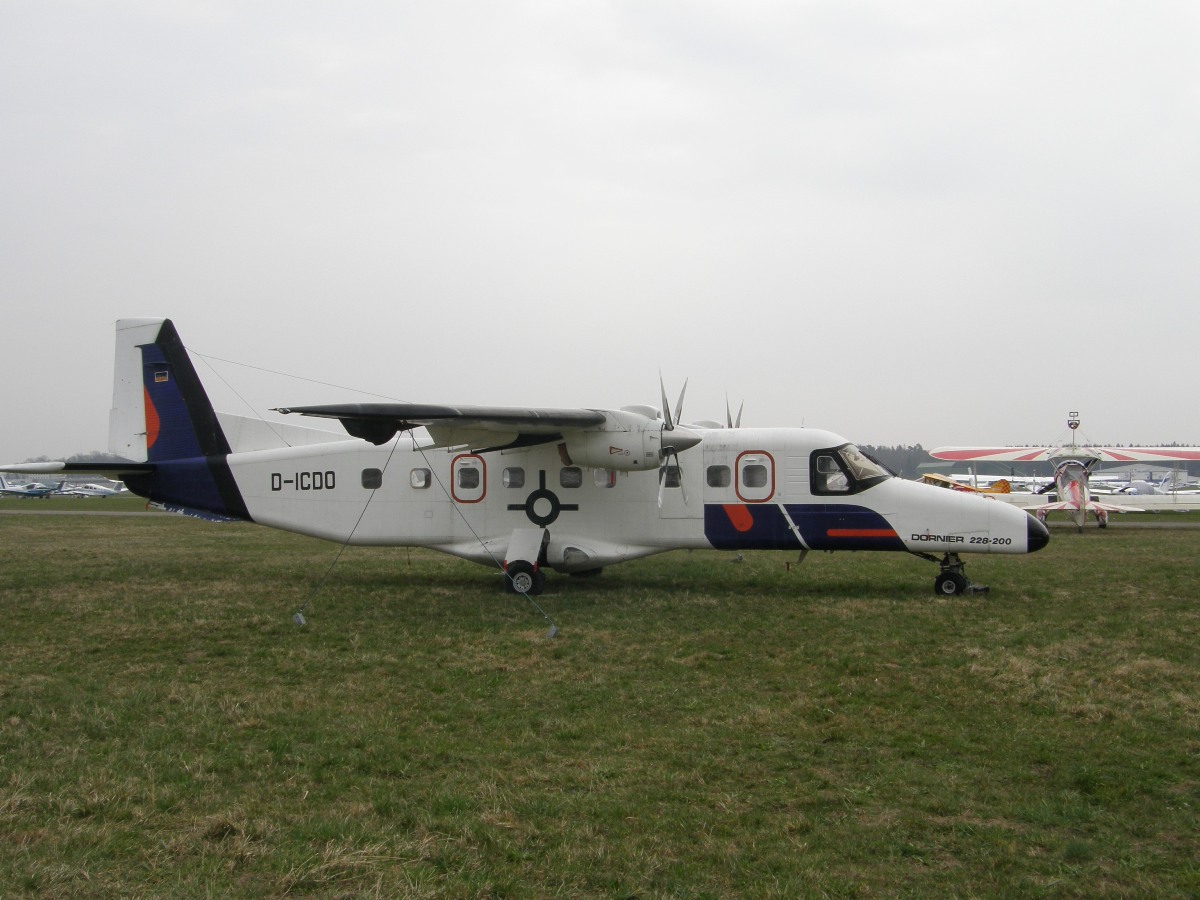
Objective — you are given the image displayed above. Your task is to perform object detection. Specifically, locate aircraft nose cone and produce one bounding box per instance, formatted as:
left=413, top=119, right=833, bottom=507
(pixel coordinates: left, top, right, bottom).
left=1027, top=514, right=1050, bottom=552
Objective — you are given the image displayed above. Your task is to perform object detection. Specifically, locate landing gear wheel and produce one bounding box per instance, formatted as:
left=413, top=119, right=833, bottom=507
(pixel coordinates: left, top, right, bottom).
left=503, top=561, right=546, bottom=596
left=934, top=571, right=968, bottom=596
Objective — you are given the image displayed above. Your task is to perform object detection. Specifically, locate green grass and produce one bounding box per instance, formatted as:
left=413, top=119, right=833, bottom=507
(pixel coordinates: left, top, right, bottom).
left=1, top=511, right=1197, bottom=897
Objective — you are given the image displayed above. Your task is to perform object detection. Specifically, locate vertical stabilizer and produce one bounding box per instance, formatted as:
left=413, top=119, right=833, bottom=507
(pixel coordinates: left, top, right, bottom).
left=138, top=319, right=231, bottom=462
left=108, top=318, right=249, bottom=520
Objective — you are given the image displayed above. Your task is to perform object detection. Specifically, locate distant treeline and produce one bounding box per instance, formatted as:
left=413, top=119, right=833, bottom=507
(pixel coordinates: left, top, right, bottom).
left=858, top=445, right=936, bottom=479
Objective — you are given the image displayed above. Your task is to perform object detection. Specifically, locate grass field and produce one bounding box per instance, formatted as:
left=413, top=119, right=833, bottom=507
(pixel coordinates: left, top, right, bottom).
left=1, top=503, right=1197, bottom=897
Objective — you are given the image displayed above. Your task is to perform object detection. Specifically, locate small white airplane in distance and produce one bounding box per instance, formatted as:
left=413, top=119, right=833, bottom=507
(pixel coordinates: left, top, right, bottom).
left=59, top=480, right=128, bottom=498
left=2, top=318, right=1050, bottom=599
left=0, top=475, right=62, bottom=499
left=931, top=413, right=1200, bottom=531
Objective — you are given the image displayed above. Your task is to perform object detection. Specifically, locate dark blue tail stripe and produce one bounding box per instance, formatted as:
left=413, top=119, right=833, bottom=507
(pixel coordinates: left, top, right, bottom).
left=123, top=320, right=250, bottom=521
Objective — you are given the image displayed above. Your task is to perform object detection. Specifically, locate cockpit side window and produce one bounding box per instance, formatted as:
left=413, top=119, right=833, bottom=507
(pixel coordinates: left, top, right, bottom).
left=811, top=444, right=889, bottom=495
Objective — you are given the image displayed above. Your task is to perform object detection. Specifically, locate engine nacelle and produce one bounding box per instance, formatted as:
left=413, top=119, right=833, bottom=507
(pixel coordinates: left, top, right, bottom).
left=561, top=428, right=661, bottom=471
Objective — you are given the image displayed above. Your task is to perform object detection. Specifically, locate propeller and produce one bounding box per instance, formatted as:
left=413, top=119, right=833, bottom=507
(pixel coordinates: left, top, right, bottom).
left=657, top=375, right=701, bottom=507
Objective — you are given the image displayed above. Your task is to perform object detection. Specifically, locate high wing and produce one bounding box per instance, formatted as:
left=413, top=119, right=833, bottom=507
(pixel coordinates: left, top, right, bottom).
left=930, top=446, right=1200, bottom=463
left=274, top=403, right=609, bottom=451
left=929, top=447, right=1056, bottom=463
left=1089, top=447, right=1200, bottom=463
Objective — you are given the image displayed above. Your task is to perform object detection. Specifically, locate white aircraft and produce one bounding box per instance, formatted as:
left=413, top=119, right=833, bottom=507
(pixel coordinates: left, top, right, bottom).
left=2, top=318, right=1050, bottom=598
left=931, top=413, right=1200, bottom=531
left=0, top=475, right=62, bottom=499
left=58, top=480, right=128, bottom=498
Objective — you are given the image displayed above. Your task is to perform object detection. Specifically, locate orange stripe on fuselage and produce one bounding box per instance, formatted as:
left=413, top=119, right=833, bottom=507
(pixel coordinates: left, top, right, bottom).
left=722, top=504, right=755, bottom=533
left=826, top=528, right=897, bottom=539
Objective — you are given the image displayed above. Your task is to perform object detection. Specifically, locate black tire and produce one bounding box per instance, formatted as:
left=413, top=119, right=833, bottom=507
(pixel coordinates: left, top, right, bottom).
left=934, top=572, right=968, bottom=596
left=504, top=561, right=543, bottom=596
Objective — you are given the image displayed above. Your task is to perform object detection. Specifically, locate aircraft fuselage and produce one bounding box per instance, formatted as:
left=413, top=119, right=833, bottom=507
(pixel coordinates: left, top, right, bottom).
left=127, top=425, right=1044, bottom=574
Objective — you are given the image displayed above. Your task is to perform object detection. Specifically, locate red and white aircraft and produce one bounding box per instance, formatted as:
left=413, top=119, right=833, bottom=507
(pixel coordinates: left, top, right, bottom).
left=3, top=319, right=1050, bottom=600
left=931, top=414, right=1200, bottom=531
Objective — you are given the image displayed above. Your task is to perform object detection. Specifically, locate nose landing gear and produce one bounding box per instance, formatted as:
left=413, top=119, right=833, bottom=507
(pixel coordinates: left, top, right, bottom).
left=932, top=553, right=988, bottom=596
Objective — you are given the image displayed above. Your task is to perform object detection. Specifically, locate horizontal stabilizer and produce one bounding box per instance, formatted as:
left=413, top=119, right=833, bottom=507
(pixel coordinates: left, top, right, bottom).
left=1, top=460, right=155, bottom=477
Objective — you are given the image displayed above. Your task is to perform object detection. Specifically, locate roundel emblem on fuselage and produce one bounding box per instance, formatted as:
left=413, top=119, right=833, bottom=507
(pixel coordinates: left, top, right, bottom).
left=508, top=470, right=579, bottom=527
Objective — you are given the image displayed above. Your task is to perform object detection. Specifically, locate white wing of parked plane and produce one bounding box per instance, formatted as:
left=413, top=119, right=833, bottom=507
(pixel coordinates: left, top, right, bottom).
left=931, top=446, right=1200, bottom=463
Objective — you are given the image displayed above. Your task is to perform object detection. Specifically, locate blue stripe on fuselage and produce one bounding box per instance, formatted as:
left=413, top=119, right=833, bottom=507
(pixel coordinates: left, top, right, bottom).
left=703, top=503, right=907, bottom=551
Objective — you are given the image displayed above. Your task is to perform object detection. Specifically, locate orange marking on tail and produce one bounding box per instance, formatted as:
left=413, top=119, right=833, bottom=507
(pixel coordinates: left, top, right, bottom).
left=144, top=387, right=160, bottom=449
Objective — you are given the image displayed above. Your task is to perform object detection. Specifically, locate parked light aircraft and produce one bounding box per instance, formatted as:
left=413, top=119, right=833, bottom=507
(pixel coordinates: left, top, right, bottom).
left=931, top=413, right=1200, bottom=531
left=58, top=480, right=128, bottom=498
left=0, top=475, right=62, bottom=499
left=2, top=319, right=1050, bottom=597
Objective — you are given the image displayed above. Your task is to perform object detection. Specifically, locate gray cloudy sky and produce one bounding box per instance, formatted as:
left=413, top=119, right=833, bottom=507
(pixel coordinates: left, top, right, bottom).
left=3, top=1, right=1198, bottom=463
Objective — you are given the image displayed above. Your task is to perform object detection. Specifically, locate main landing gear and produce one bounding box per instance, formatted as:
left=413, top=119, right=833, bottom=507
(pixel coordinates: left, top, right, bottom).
left=930, top=552, right=988, bottom=597
left=503, top=560, right=546, bottom=596
left=502, top=527, right=550, bottom=596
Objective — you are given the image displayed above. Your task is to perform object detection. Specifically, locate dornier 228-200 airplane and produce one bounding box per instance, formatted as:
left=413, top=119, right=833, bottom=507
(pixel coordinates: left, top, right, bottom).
left=2, top=319, right=1049, bottom=598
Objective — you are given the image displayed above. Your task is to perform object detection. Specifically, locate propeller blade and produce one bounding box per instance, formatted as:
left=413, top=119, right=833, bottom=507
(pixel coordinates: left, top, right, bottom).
left=725, top=396, right=744, bottom=429
left=659, top=372, right=673, bottom=430
left=673, top=379, right=688, bottom=428
left=657, top=450, right=688, bottom=507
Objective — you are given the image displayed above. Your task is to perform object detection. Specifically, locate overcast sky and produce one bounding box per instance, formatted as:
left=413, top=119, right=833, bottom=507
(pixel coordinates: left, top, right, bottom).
left=3, top=1, right=1198, bottom=463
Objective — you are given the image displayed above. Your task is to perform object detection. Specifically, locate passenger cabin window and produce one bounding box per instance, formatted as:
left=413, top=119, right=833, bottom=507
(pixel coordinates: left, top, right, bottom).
left=741, top=464, right=768, bottom=489
left=503, top=467, right=525, bottom=488
left=457, top=466, right=480, bottom=490
left=706, top=465, right=731, bottom=488
left=410, top=468, right=431, bottom=489
left=362, top=468, right=383, bottom=490
left=735, top=451, right=775, bottom=503
left=560, top=467, right=583, bottom=488
left=811, top=444, right=889, bottom=496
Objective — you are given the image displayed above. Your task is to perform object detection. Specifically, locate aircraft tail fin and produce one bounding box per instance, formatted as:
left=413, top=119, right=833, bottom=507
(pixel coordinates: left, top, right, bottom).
left=108, top=318, right=249, bottom=520
left=109, top=318, right=232, bottom=463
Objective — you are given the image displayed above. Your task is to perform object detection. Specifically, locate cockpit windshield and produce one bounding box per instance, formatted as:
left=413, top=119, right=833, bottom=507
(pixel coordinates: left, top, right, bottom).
left=838, top=444, right=889, bottom=483
left=811, top=443, right=890, bottom=495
